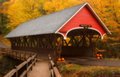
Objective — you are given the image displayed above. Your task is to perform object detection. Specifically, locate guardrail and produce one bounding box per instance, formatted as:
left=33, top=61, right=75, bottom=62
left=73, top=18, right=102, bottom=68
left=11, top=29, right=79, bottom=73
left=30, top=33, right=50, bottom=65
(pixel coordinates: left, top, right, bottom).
left=48, top=56, right=62, bottom=77
left=1, top=48, right=35, bottom=61
left=4, top=54, right=37, bottom=77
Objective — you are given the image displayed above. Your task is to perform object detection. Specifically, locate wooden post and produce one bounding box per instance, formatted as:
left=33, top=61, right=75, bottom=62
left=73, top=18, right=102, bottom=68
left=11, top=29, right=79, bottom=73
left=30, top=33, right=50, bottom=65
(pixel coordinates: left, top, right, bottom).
left=15, top=66, right=18, bottom=77
left=26, top=62, right=28, bottom=77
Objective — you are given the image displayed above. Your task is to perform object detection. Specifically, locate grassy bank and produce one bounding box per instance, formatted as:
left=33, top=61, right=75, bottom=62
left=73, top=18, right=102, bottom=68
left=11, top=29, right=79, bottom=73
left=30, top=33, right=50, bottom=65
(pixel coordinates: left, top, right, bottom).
left=0, top=56, right=22, bottom=77
left=59, top=64, right=120, bottom=77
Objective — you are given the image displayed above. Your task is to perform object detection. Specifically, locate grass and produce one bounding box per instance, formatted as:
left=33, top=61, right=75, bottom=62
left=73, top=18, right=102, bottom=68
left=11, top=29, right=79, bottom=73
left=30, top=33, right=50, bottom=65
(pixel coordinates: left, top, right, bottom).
left=59, top=64, right=120, bottom=77
left=104, top=58, right=120, bottom=61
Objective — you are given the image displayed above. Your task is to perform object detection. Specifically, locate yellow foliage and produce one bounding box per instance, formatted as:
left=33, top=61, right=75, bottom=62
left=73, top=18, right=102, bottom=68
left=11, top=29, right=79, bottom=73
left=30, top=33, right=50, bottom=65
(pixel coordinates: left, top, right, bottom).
left=1, top=0, right=120, bottom=39
left=4, top=0, right=42, bottom=29
left=44, top=0, right=82, bottom=14
left=0, top=35, right=10, bottom=47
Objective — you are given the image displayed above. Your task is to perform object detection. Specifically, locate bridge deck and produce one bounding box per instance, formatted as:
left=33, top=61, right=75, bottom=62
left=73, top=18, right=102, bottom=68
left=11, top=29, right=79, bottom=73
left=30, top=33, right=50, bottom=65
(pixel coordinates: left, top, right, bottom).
left=28, top=61, right=50, bottom=77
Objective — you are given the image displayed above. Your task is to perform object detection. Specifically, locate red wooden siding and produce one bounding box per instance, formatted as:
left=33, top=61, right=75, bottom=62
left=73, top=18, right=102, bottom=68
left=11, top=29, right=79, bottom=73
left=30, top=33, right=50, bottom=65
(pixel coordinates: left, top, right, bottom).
left=58, top=6, right=106, bottom=37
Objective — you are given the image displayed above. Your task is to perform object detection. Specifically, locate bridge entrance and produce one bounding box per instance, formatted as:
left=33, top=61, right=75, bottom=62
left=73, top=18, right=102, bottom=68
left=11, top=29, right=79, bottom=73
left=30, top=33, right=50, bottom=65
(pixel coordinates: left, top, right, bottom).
left=61, top=25, right=100, bottom=57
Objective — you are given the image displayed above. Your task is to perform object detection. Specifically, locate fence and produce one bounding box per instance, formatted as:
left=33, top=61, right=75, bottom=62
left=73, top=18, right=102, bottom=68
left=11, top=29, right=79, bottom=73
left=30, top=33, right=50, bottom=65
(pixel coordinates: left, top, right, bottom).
left=49, top=56, right=62, bottom=77
left=4, top=54, right=37, bottom=77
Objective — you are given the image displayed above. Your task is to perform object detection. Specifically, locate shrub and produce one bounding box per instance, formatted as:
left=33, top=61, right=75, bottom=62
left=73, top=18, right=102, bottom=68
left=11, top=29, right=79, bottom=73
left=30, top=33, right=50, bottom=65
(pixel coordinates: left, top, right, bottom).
left=60, top=64, right=120, bottom=77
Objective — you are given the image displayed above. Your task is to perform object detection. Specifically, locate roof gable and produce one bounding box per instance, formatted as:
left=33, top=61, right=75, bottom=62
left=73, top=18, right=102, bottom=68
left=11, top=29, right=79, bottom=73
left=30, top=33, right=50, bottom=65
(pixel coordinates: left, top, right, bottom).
left=6, top=3, right=110, bottom=38
left=57, top=3, right=110, bottom=39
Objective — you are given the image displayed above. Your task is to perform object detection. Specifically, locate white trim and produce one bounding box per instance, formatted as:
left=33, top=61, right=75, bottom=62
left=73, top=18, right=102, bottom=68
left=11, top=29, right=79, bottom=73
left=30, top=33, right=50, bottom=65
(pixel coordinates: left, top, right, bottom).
left=55, top=2, right=111, bottom=35
left=55, top=32, right=66, bottom=39
left=55, top=3, right=88, bottom=33
left=86, top=3, right=111, bottom=34
left=90, top=28, right=103, bottom=39
left=56, top=27, right=106, bottom=40
left=65, top=27, right=83, bottom=37
left=101, top=33, right=106, bottom=40
left=65, top=27, right=104, bottom=39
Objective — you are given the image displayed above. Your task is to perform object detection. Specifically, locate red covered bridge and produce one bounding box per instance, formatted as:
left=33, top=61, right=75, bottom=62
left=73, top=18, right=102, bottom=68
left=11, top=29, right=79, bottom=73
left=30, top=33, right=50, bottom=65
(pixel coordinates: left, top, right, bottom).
left=6, top=3, right=111, bottom=58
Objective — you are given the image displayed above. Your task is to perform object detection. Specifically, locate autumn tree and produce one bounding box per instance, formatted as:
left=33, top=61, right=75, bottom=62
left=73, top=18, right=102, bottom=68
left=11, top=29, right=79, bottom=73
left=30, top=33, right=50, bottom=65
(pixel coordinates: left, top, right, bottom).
left=0, top=0, right=9, bottom=35
left=43, top=0, right=82, bottom=14
left=4, top=0, right=44, bottom=29
left=84, top=0, right=120, bottom=57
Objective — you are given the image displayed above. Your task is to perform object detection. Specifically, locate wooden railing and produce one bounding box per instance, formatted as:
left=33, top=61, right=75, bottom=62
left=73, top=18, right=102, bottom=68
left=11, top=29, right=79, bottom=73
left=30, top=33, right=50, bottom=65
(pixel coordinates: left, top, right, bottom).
left=1, top=48, right=35, bottom=61
left=4, top=54, right=37, bottom=77
left=49, top=56, right=62, bottom=77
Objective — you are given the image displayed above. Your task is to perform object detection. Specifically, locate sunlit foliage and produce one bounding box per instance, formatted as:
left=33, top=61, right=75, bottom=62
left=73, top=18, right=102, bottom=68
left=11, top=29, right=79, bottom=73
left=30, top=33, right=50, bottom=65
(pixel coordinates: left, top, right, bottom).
left=4, top=0, right=43, bottom=29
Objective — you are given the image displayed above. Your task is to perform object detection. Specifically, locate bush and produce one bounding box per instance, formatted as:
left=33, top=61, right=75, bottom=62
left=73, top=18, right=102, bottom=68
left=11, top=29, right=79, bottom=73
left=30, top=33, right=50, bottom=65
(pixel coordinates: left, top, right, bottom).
left=60, top=64, right=120, bottom=77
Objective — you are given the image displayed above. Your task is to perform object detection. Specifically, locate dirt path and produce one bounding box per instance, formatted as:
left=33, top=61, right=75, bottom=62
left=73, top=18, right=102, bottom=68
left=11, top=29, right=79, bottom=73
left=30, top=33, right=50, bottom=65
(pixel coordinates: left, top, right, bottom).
left=66, top=58, right=120, bottom=67
left=28, top=61, right=50, bottom=77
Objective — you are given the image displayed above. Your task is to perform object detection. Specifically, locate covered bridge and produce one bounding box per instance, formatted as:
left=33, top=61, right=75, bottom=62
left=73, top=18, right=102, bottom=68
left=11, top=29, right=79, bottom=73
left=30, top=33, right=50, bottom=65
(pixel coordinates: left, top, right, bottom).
left=6, top=3, right=111, bottom=58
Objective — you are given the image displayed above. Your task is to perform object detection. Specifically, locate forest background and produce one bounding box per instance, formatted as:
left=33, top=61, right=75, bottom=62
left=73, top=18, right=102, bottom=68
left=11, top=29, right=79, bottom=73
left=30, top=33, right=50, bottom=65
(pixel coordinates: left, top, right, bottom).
left=0, top=0, right=120, bottom=57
